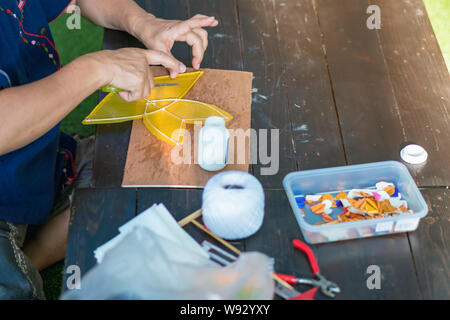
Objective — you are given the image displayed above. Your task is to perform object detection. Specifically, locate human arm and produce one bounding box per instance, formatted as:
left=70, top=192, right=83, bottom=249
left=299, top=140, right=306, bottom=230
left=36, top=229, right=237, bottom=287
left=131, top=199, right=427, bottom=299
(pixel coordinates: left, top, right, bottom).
left=75, top=0, right=218, bottom=70
left=0, top=48, right=182, bottom=155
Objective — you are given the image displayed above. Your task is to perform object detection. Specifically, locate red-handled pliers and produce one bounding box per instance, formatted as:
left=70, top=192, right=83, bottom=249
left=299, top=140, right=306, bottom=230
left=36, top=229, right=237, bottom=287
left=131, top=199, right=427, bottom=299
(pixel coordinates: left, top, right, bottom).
left=276, top=239, right=341, bottom=298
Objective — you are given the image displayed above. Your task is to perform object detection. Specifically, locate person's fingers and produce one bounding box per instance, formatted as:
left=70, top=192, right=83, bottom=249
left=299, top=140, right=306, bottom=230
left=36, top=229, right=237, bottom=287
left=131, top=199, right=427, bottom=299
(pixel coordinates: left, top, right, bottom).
left=118, top=91, right=133, bottom=102
left=185, top=31, right=204, bottom=69
left=144, top=67, right=154, bottom=98
left=132, top=71, right=146, bottom=101
left=144, top=49, right=186, bottom=78
left=148, top=68, right=155, bottom=90
left=192, top=14, right=210, bottom=19
left=141, top=80, right=149, bottom=100
left=187, top=15, right=218, bottom=28
left=116, top=74, right=151, bottom=102
left=192, top=28, right=208, bottom=52
left=173, top=16, right=218, bottom=38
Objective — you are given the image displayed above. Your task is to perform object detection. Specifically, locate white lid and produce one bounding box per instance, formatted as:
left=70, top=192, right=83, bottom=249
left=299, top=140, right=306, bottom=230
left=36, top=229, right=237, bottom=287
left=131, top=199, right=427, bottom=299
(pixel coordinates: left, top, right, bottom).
left=400, top=144, right=428, bottom=165
left=204, top=116, right=225, bottom=127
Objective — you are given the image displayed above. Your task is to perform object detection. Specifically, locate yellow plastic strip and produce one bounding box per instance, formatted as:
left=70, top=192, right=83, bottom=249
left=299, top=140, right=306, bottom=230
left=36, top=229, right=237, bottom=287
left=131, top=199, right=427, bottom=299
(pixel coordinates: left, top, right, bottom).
left=142, top=99, right=233, bottom=145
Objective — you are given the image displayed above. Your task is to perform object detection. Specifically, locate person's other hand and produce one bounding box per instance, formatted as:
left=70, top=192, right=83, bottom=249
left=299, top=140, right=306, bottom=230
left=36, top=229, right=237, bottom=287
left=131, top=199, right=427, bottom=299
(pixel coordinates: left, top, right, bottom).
left=133, top=14, right=219, bottom=71
left=87, top=48, right=185, bottom=101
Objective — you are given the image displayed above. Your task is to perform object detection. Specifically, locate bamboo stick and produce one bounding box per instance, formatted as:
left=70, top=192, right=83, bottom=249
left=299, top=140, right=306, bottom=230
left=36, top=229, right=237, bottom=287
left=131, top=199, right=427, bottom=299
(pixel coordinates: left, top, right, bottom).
left=178, top=209, right=202, bottom=227
left=191, top=220, right=241, bottom=256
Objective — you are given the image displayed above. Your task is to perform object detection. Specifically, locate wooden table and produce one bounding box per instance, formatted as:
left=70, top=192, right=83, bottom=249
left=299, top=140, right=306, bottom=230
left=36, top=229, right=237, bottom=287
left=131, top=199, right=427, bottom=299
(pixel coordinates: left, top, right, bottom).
left=64, top=0, right=450, bottom=299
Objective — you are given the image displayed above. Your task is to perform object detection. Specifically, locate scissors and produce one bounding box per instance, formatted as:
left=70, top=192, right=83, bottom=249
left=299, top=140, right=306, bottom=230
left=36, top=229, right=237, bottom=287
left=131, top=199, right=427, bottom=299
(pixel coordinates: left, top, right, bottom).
left=276, top=239, right=341, bottom=298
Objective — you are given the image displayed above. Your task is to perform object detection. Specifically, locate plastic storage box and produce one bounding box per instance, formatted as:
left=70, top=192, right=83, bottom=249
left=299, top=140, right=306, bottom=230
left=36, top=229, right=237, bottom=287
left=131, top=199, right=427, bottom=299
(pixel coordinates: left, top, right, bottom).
left=283, top=161, right=428, bottom=244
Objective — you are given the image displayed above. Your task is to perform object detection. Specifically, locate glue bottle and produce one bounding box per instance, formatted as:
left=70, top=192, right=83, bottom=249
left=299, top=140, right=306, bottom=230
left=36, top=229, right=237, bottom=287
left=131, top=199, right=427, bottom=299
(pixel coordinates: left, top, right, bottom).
left=198, top=116, right=229, bottom=171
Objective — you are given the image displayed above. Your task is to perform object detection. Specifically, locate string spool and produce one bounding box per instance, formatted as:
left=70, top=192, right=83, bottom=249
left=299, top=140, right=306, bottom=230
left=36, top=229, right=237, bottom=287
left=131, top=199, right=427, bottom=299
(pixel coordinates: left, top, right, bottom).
left=202, top=171, right=265, bottom=240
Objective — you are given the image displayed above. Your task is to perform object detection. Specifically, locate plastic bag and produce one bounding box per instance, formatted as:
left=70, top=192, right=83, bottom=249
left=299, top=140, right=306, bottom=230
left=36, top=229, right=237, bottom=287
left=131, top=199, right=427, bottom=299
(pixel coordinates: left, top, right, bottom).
left=61, top=226, right=274, bottom=300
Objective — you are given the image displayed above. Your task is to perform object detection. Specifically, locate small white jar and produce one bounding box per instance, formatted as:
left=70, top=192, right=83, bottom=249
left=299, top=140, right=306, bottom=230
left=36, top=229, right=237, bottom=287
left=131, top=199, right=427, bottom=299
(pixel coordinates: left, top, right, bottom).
left=198, top=116, right=229, bottom=171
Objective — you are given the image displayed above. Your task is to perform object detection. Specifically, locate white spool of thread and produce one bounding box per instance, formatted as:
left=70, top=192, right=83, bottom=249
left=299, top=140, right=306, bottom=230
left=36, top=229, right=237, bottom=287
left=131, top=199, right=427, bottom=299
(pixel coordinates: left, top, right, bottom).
left=202, top=171, right=265, bottom=240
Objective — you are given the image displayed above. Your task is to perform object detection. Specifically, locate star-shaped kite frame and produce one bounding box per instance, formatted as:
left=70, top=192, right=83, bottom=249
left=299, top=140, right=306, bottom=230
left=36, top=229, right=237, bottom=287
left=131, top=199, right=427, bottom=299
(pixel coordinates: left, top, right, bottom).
left=83, top=71, right=233, bottom=145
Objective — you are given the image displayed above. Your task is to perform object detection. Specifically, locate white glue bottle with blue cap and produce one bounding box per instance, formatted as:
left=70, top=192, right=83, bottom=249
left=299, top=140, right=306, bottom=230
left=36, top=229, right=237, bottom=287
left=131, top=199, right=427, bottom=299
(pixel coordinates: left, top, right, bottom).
left=198, top=116, right=229, bottom=171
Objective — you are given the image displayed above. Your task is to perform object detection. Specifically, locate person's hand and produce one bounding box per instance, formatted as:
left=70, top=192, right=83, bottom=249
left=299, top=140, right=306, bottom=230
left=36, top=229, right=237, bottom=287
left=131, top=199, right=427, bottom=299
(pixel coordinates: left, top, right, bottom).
left=132, top=14, right=219, bottom=70
left=86, top=48, right=185, bottom=101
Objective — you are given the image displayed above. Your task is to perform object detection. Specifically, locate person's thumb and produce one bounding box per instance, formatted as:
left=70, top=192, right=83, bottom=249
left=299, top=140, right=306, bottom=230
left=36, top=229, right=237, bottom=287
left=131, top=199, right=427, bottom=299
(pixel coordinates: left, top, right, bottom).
left=118, top=91, right=133, bottom=102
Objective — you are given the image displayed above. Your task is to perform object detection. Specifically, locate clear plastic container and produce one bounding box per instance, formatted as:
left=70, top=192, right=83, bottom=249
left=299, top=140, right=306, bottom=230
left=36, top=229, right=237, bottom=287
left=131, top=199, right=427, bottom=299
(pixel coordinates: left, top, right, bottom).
left=283, top=161, right=428, bottom=244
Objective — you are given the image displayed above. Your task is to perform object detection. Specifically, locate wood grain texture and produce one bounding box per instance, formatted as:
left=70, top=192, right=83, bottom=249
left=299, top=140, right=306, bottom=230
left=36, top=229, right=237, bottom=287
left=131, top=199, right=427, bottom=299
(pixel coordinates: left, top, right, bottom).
left=122, top=68, right=252, bottom=187
left=237, top=0, right=298, bottom=187
left=315, top=233, right=422, bottom=300
left=63, top=188, right=136, bottom=292
left=187, top=0, right=243, bottom=71
left=315, top=0, right=408, bottom=167
left=92, top=122, right=133, bottom=187
left=374, top=0, right=450, bottom=186
left=272, top=0, right=346, bottom=170
left=140, top=0, right=191, bottom=65
left=315, top=0, right=450, bottom=187
left=409, top=188, right=450, bottom=299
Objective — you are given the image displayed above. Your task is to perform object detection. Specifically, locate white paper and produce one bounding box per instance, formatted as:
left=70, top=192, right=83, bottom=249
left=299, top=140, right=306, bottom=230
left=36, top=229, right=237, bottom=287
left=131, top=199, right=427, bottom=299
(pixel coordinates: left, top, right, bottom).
left=94, top=203, right=209, bottom=263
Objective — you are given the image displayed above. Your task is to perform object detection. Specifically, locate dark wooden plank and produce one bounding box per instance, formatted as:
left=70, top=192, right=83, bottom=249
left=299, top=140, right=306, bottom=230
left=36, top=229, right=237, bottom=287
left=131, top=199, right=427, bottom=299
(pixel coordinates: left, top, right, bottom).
left=92, top=122, right=132, bottom=187
left=272, top=0, right=346, bottom=170
left=315, top=0, right=450, bottom=187
left=315, top=0, right=407, bottom=168
left=93, top=1, right=190, bottom=187
left=245, top=189, right=422, bottom=299
left=137, top=188, right=245, bottom=251
left=409, top=188, right=450, bottom=299
left=187, top=0, right=243, bottom=70
left=374, top=0, right=450, bottom=186
left=137, top=188, right=202, bottom=220
left=315, top=232, right=421, bottom=299
left=237, top=0, right=297, bottom=187
left=63, top=188, right=136, bottom=292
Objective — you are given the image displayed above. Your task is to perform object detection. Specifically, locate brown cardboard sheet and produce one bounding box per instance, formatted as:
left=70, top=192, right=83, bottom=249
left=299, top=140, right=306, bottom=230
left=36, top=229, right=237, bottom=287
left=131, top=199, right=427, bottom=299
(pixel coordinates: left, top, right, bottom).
left=122, top=68, right=253, bottom=187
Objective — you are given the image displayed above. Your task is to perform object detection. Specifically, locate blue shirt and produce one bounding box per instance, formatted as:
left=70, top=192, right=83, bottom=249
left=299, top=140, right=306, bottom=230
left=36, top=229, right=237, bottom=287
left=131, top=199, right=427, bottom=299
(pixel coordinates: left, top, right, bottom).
left=0, top=0, right=71, bottom=224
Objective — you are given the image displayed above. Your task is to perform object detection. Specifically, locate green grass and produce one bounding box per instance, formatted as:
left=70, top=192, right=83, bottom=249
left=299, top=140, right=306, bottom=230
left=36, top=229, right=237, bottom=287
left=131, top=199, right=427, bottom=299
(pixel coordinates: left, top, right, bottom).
left=424, top=0, right=450, bottom=72
left=50, top=15, right=104, bottom=138
left=40, top=261, right=65, bottom=300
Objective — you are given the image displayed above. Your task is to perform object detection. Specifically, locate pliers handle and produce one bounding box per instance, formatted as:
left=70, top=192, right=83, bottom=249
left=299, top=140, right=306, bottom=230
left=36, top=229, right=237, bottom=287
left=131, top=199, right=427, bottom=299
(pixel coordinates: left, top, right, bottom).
left=292, top=239, right=320, bottom=275
left=276, top=239, right=341, bottom=298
